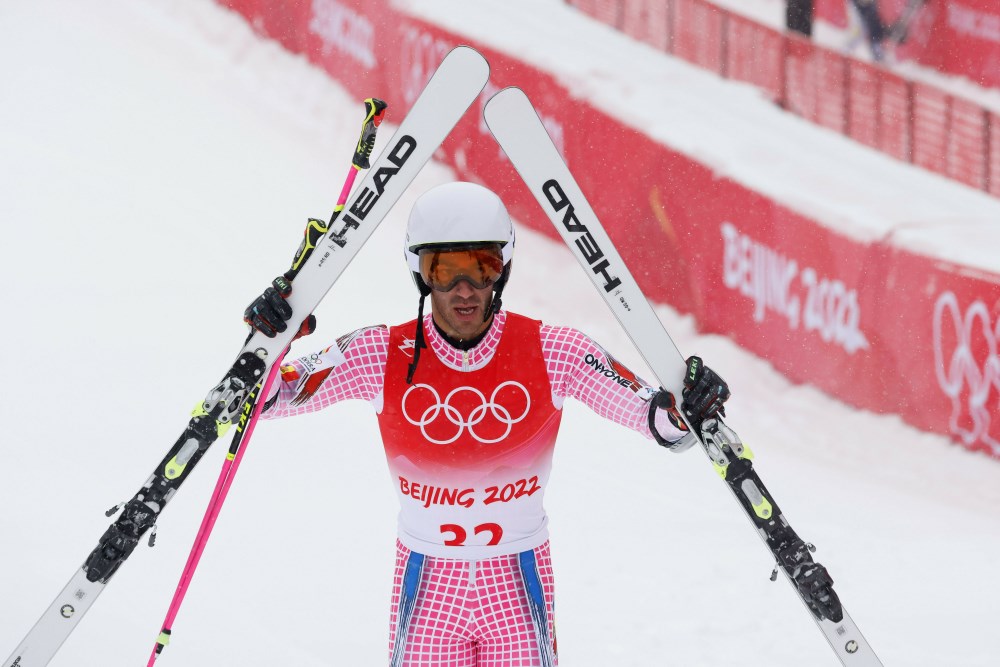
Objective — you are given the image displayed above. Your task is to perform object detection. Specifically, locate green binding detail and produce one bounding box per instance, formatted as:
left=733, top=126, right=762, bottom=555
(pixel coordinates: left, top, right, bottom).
left=164, top=402, right=231, bottom=479
left=164, top=456, right=186, bottom=480
left=751, top=495, right=773, bottom=520
left=712, top=461, right=728, bottom=479
left=740, top=477, right=773, bottom=520
left=190, top=401, right=232, bottom=437
left=739, top=443, right=754, bottom=460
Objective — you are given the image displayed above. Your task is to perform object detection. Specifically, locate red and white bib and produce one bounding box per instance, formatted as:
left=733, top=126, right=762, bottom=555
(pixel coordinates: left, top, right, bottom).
left=377, top=313, right=562, bottom=558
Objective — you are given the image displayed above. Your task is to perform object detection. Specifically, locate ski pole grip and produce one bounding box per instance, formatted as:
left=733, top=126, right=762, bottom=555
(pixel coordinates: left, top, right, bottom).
left=285, top=97, right=387, bottom=280
left=353, top=97, right=387, bottom=170
left=286, top=218, right=328, bottom=280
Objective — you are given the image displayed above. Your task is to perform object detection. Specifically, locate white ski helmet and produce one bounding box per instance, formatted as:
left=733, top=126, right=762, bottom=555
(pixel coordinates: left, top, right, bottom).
left=404, top=181, right=515, bottom=296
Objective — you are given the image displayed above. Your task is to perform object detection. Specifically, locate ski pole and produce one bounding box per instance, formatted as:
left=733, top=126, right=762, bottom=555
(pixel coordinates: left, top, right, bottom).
left=147, top=97, right=387, bottom=666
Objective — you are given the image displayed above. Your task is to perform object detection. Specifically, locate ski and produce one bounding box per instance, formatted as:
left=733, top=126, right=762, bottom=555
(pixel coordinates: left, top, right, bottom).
left=484, top=87, right=883, bottom=666
left=145, top=92, right=394, bottom=667
left=3, top=45, right=490, bottom=667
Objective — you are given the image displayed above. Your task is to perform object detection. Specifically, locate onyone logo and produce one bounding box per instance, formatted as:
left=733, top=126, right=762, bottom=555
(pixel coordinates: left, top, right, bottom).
left=402, top=382, right=531, bottom=444
left=932, top=291, right=1000, bottom=455
left=584, top=353, right=642, bottom=393
left=541, top=179, right=622, bottom=293
left=60, top=604, right=75, bottom=618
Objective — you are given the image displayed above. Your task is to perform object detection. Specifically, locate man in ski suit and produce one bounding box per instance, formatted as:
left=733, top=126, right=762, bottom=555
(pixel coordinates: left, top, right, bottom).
left=244, top=182, right=730, bottom=666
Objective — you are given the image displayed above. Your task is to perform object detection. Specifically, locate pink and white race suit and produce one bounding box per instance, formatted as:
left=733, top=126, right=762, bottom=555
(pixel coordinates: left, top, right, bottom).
left=263, top=310, right=686, bottom=666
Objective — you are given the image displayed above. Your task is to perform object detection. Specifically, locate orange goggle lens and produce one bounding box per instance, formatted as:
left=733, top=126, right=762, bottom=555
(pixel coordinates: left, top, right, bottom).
left=418, top=246, right=504, bottom=292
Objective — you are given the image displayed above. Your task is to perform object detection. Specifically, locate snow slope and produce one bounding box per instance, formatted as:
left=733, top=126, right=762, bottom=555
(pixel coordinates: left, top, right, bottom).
left=1, top=1, right=999, bottom=666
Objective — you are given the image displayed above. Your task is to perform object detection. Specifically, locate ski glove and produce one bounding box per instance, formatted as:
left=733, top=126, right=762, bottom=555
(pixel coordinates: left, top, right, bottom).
left=648, top=356, right=729, bottom=449
left=647, top=389, right=695, bottom=452
left=681, top=356, right=730, bottom=428
left=243, top=275, right=316, bottom=339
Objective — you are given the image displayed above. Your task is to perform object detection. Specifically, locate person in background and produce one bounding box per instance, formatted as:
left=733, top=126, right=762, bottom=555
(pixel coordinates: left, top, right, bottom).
left=786, top=0, right=815, bottom=37
left=849, top=0, right=926, bottom=62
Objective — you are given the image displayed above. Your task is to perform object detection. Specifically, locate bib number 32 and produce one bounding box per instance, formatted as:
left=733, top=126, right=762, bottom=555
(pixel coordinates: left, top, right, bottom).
left=440, top=522, right=503, bottom=546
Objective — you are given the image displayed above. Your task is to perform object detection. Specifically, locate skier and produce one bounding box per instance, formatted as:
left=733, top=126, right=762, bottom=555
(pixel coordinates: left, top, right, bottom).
left=848, top=0, right=926, bottom=62
left=243, top=181, right=730, bottom=666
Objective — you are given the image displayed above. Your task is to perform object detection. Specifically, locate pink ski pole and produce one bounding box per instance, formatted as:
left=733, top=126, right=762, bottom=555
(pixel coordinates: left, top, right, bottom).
left=147, top=359, right=283, bottom=665
left=147, top=97, right=387, bottom=665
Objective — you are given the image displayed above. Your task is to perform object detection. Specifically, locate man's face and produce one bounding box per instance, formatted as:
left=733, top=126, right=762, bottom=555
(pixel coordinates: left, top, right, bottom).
left=429, top=278, right=494, bottom=341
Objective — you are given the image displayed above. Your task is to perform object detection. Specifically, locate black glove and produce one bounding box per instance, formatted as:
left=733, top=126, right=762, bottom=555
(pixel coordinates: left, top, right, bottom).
left=681, top=356, right=730, bottom=428
left=243, top=276, right=294, bottom=338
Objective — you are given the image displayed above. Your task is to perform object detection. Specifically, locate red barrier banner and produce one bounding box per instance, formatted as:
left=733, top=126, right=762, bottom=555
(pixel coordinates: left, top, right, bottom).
left=948, top=97, right=989, bottom=189
left=672, top=0, right=724, bottom=73
left=815, top=47, right=849, bottom=133
left=911, top=81, right=950, bottom=174
left=725, top=12, right=784, bottom=103
left=819, top=0, right=1000, bottom=91
left=924, top=0, right=1000, bottom=90
left=888, top=255, right=1000, bottom=456
left=220, top=0, right=1000, bottom=459
left=566, top=0, right=622, bottom=28
left=846, top=60, right=877, bottom=149
left=878, top=70, right=912, bottom=160
left=785, top=35, right=821, bottom=122
left=991, top=112, right=1000, bottom=196
left=815, top=0, right=848, bottom=27
left=604, top=0, right=994, bottom=198
left=620, top=0, right=671, bottom=52
left=713, top=204, right=880, bottom=399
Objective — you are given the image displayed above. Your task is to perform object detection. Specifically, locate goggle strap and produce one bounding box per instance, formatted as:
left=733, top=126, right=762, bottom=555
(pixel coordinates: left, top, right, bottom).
left=406, top=293, right=428, bottom=385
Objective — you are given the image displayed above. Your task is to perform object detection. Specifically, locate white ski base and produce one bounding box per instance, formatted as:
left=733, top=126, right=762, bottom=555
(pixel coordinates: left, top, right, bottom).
left=3, top=568, right=105, bottom=667
left=813, top=606, right=882, bottom=666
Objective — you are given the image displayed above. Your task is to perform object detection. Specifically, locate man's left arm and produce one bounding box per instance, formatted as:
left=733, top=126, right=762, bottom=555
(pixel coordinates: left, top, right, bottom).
left=540, top=325, right=729, bottom=452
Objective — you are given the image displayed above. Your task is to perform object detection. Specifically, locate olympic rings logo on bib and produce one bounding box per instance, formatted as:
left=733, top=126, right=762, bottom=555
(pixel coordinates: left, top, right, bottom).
left=401, top=382, right=531, bottom=445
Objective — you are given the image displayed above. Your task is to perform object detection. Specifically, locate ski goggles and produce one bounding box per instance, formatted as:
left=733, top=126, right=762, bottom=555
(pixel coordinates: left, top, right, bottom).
left=418, top=244, right=504, bottom=292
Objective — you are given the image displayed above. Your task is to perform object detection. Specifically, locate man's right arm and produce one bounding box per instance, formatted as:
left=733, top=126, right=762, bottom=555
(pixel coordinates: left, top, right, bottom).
left=242, top=276, right=390, bottom=419
left=262, top=325, right=390, bottom=419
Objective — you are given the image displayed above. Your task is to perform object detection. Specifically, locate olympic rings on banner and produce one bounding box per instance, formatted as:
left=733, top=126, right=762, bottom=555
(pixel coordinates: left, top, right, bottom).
left=932, top=291, right=1000, bottom=455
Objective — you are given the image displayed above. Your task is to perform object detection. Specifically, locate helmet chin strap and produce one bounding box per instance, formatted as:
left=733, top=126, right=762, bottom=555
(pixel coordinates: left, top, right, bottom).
left=486, top=291, right=502, bottom=320
left=486, top=261, right=511, bottom=319
left=406, top=284, right=431, bottom=385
